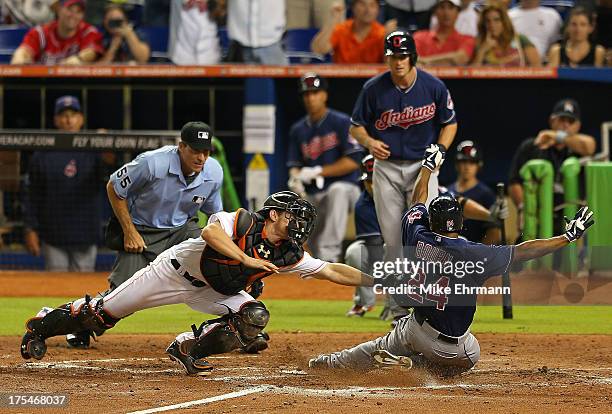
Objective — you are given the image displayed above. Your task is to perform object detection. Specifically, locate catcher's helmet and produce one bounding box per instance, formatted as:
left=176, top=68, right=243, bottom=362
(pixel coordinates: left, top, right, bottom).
left=384, top=31, right=418, bottom=64
left=428, top=194, right=463, bottom=233
left=455, top=140, right=482, bottom=165
left=360, top=154, right=375, bottom=182
left=258, top=191, right=316, bottom=245
left=299, top=72, right=328, bottom=94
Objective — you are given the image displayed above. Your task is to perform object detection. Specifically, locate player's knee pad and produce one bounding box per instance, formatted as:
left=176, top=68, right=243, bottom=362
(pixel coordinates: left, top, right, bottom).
left=189, top=301, right=270, bottom=359
left=27, top=295, right=119, bottom=339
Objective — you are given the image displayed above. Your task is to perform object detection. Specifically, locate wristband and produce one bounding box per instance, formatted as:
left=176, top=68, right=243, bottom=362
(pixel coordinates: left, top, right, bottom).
left=555, top=130, right=568, bottom=144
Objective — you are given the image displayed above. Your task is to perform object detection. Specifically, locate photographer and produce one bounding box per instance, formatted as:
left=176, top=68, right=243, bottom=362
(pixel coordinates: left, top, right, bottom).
left=99, top=4, right=150, bottom=64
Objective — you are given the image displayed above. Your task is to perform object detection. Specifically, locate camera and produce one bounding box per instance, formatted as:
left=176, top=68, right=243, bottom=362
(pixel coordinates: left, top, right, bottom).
left=108, top=18, right=125, bottom=29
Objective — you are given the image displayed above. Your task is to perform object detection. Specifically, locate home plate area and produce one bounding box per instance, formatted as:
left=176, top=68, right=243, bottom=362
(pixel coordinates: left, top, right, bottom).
left=1, top=333, right=611, bottom=413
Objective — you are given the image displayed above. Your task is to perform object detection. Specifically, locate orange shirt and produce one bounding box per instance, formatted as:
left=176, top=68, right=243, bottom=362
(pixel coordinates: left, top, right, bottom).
left=413, top=29, right=475, bottom=60
left=330, top=19, right=385, bottom=64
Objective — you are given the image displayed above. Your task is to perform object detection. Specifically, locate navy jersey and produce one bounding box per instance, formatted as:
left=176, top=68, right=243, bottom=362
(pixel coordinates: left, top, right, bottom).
left=400, top=203, right=514, bottom=336
left=287, top=109, right=362, bottom=193
left=447, top=182, right=496, bottom=242
left=355, top=191, right=382, bottom=240
left=351, top=70, right=456, bottom=160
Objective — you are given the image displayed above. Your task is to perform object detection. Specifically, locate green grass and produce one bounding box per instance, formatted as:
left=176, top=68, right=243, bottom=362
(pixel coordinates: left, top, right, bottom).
left=1, top=297, right=611, bottom=336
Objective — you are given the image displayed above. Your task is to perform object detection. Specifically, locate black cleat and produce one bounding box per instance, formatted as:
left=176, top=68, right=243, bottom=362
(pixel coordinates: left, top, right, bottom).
left=66, top=330, right=92, bottom=349
left=166, top=340, right=213, bottom=376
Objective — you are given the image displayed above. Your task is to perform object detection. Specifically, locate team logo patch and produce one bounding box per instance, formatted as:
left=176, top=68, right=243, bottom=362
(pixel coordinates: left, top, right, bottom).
left=64, top=159, right=77, bottom=178
left=446, top=219, right=454, bottom=230
left=374, top=103, right=436, bottom=130
left=198, top=131, right=209, bottom=140
left=407, top=210, right=423, bottom=224
left=447, top=92, right=454, bottom=110
left=192, top=195, right=206, bottom=204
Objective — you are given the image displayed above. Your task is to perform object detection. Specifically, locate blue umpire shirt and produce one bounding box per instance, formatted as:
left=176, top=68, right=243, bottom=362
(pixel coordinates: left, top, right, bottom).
left=109, top=145, right=224, bottom=228
left=351, top=69, right=456, bottom=160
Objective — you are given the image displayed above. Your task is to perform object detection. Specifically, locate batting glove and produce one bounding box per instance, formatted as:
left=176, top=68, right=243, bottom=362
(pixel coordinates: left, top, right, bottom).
left=288, top=175, right=305, bottom=196
left=489, top=198, right=509, bottom=224
left=297, top=166, right=323, bottom=184
left=422, top=144, right=445, bottom=171
left=564, top=206, right=594, bottom=242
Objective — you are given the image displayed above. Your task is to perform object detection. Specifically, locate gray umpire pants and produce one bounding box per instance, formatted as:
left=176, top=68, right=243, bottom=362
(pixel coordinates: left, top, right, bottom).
left=373, top=159, right=439, bottom=317
left=345, top=239, right=377, bottom=308
left=307, top=181, right=360, bottom=263
left=107, top=217, right=201, bottom=289
left=325, top=314, right=480, bottom=372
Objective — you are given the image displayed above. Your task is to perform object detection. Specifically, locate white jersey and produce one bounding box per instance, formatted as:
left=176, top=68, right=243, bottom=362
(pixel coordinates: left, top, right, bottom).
left=508, top=6, right=562, bottom=57
left=170, top=211, right=328, bottom=281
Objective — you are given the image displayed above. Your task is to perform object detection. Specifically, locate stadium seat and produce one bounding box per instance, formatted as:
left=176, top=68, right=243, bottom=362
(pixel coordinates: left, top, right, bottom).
left=283, top=28, right=330, bottom=64
left=0, top=26, right=27, bottom=63
left=139, top=26, right=170, bottom=62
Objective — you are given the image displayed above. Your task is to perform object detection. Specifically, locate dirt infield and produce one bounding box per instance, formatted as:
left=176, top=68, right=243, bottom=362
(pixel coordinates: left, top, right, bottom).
left=1, top=334, right=611, bottom=413
left=1, top=271, right=611, bottom=412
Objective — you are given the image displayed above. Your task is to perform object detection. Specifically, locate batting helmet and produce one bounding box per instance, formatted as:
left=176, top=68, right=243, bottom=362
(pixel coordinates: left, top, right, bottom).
left=428, top=194, right=463, bottom=233
left=455, top=140, right=483, bottom=165
left=360, top=154, right=375, bottom=182
left=384, top=31, right=418, bottom=64
left=258, top=191, right=317, bottom=245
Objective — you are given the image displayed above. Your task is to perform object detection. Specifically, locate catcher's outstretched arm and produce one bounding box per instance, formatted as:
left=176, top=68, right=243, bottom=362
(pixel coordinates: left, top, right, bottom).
left=311, top=263, right=375, bottom=287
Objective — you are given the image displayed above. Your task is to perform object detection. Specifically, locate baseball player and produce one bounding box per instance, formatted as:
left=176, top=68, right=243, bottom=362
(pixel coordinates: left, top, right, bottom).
left=346, top=154, right=382, bottom=317
left=65, top=121, right=224, bottom=349
left=287, top=73, right=362, bottom=262
left=309, top=145, right=594, bottom=373
left=447, top=140, right=500, bottom=244
left=350, top=30, right=457, bottom=320
left=20, top=191, right=376, bottom=376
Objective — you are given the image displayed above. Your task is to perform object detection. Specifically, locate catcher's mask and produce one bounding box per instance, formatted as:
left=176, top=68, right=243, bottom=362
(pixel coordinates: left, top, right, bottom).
left=258, top=191, right=317, bottom=246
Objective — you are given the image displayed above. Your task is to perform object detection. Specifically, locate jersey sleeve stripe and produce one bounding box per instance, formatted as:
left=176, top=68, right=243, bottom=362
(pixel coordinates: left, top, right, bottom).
left=350, top=118, right=364, bottom=126
left=441, top=112, right=456, bottom=124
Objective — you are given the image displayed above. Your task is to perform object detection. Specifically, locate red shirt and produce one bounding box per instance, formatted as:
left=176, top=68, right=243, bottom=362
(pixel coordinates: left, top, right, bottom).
left=413, top=29, right=475, bottom=60
left=20, top=20, right=103, bottom=64
left=330, top=19, right=385, bottom=64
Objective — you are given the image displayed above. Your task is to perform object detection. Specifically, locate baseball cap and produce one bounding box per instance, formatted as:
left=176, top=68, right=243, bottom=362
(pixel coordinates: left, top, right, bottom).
left=60, top=0, right=86, bottom=9
left=435, top=0, right=461, bottom=8
left=299, top=73, right=328, bottom=94
left=54, top=95, right=82, bottom=115
left=180, top=121, right=213, bottom=151
left=551, top=99, right=581, bottom=121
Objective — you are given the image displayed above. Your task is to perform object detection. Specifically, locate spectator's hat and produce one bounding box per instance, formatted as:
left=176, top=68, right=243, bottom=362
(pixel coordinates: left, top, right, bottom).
left=60, top=0, right=86, bottom=9
left=54, top=95, right=82, bottom=115
left=435, top=0, right=461, bottom=8
left=551, top=99, right=581, bottom=121
left=299, top=73, right=328, bottom=94
left=180, top=121, right=213, bottom=151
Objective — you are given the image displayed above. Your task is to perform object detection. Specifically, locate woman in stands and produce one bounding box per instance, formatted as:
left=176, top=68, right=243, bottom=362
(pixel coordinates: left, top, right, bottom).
left=98, top=4, right=150, bottom=64
left=471, top=1, right=540, bottom=67
left=547, top=7, right=605, bottom=67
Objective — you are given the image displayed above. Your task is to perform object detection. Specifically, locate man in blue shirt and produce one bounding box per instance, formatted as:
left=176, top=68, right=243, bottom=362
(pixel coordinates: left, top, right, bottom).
left=67, top=121, right=224, bottom=349
left=310, top=144, right=594, bottom=373
left=287, top=73, right=362, bottom=262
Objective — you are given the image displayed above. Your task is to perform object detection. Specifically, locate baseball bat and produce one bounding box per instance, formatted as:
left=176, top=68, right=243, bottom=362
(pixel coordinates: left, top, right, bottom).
left=497, top=183, right=513, bottom=319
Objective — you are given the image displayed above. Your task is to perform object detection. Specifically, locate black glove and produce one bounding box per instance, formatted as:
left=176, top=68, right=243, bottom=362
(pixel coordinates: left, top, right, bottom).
left=564, top=206, right=594, bottom=242
left=248, top=279, right=265, bottom=299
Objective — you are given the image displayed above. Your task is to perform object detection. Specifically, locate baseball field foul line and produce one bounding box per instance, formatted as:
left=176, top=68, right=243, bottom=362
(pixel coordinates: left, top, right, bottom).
left=126, top=386, right=270, bottom=414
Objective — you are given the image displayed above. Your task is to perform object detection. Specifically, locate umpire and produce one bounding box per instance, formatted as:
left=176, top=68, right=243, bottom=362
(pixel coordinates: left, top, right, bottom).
left=66, top=121, right=224, bottom=348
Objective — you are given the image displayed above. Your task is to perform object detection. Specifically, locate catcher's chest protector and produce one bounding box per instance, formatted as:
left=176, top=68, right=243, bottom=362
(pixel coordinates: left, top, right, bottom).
left=200, top=209, right=304, bottom=295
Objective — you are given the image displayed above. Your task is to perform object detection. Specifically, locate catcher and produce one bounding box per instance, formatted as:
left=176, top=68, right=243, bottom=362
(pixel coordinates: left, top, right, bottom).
left=20, top=191, right=375, bottom=375
left=310, top=145, right=594, bottom=374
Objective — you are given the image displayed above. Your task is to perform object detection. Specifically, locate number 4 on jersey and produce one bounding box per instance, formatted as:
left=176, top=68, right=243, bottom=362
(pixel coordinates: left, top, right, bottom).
left=406, top=270, right=450, bottom=311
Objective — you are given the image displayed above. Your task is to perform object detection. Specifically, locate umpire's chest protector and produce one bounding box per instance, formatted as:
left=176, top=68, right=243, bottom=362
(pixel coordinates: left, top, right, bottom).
left=200, top=209, right=304, bottom=295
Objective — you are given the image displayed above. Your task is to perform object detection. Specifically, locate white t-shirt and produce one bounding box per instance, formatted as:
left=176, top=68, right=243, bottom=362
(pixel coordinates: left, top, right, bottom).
left=508, top=6, right=562, bottom=57
left=168, top=0, right=221, bottom=65
left=227, top=0, right=286, bottom=47
left=171, top=211, right=327, bottom=280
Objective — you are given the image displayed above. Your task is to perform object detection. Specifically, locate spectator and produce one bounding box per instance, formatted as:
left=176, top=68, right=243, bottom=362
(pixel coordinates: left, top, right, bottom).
left=384, top=0, right=438, bottom=32
left=508, top=0, right=563, bottom=58
left=508, top=98, right=596, bottom=236
left=430, top=0, right=479, bottom=37
left=99, top=4, right=150, bottom=64
left=413, top=0, right=475, bottom=66
left=287, top=0, right=337, bottom=29
left=1, top=0, right=56, bottom=26
left=472, top=2, right=540, bottom=66
left=10, top=0, right=103, bottom=65
left=226, top=0, right=287, bottom=64
left=22, top=96, right=115, bottom=272
left=547, top=7, right=605, bottom=67
left=287, top=73, right=361, bottom=262
left=311, top=0, right=385, bottom=63
left=168, top=0, right=223, bottom=65
left=446, top=140, right=499, bottom=244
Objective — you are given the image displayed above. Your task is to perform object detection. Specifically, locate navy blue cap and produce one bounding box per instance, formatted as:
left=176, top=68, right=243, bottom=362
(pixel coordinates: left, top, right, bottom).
left=54, top=95, right=82, bottom=115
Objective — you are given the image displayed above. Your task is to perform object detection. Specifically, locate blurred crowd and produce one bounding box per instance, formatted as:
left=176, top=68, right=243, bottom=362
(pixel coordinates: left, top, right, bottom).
left=1, top=0, right=611, bottom=66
